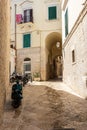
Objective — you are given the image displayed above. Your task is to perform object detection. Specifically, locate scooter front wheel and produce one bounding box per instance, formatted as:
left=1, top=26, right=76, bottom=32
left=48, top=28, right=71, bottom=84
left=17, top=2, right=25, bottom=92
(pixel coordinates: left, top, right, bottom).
left=12, top=100, right=21, bottom=108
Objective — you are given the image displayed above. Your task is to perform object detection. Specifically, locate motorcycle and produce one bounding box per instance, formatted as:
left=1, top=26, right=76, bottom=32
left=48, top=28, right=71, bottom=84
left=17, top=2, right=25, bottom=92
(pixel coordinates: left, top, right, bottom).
left=10, top=74, right=15, bottom=83
left=11, top=82, right=23, bottom=108
left=10, top=72, right=22, bottom=83
left=22, top=74, right=29, bottom=86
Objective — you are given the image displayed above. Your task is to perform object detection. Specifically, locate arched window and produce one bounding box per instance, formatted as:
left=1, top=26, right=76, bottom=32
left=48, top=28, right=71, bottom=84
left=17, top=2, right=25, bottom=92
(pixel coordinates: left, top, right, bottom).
left=23, top=58, right=31, bottom=74
left=24, top=58, right=31, bottom=61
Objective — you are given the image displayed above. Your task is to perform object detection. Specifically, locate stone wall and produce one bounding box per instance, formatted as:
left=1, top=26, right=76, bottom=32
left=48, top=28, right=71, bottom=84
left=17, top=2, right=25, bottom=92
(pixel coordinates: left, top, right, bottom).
left=17, top=47, right=41, bottom=78
left=63, top=3, right=87, bottom=98
left=0, top=0, right=10, bottom=124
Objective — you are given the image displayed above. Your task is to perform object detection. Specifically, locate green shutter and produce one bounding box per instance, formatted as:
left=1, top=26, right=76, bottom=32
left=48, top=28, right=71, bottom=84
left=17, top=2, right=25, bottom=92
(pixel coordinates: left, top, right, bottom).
left=23, top=34, right=31, bottom=48
left=48, top=6, right=57, bottom=20
left=65, top=9, right=68, bottom=37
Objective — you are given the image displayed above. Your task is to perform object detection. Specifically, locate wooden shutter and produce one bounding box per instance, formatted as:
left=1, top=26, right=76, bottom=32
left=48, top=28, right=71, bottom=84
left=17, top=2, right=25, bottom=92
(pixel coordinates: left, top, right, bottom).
left=24, top=10, right=27, bottom=22
left=30, top=9, right=33, bottom=22
left=48, top=6, right=57, bottom=20
left=24, top=9, right=33, bottom=23
left=23, top=34, right=31, bottom=48
left=65, top=9, right=68, bottom=37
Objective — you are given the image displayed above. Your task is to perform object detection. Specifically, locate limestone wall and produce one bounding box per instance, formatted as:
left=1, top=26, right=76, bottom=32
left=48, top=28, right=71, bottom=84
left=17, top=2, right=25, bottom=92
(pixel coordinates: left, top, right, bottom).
left=62, top=0, right=86, bottom=43
left=17, top=47, right=40, bottom=77
left=0, top=0, right=10, bottom=124
left=11, top=0, right=62, bottom=81
left=63, top=3, right=87, bottom=98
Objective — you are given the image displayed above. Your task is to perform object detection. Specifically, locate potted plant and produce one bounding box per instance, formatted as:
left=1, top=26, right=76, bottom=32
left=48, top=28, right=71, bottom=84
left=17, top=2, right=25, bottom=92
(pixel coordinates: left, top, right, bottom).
left=33, top=72, right=40, bottom=81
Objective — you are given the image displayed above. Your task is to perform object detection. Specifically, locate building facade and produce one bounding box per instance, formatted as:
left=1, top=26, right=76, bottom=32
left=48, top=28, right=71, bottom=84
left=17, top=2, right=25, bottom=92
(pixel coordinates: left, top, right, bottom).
left=10, top=45, right=15, bottom=75
left=61, top=0, right=87, bottom=98
left=11, top=0, right=62, bottom=80
left=10, top=2, right=16, bottom=75
left=0, top=0, right=10, bottom=124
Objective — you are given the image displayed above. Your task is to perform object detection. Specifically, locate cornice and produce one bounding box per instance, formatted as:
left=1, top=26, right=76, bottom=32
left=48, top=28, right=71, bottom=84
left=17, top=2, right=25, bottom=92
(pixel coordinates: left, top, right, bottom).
left=20, top=0, right=33, bottom=6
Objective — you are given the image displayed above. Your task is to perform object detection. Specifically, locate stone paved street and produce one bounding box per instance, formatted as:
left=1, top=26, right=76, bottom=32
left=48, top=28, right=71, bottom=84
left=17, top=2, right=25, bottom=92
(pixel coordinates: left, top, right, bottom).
left=0, top=81, right=87, bottom=130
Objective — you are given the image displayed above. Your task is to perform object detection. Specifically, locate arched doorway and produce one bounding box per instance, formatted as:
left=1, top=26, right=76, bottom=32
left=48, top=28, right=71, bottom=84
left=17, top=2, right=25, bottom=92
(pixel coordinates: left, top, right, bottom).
left=23, top=58, right=31, bottom=75
left=45, top=32, right=62, bottom=80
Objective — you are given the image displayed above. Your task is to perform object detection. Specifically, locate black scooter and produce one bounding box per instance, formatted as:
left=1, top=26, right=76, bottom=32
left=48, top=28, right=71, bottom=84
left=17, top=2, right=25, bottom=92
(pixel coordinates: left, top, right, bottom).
left=22, top=74, right=29, bottom=86
left=11, top=83, right=23, bottom=108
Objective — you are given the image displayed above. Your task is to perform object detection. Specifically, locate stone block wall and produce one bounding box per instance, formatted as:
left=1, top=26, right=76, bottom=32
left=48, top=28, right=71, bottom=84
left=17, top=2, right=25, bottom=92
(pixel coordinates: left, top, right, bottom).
left=0, top=0, right=10, bottom=124
left=17, top=47, right=41, bottom=78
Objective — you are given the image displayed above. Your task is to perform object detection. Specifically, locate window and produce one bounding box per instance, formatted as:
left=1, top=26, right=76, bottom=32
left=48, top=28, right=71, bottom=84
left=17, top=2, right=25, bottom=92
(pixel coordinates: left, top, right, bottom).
left=23, top=58, right=31, bottom=74
left=23, top=34, right=31, bottom=48
left=24, top=9, right=33, bottom=23
left=24, top=63, right=31, bottom=71
left=48, top=6, right=57, bottom=20
left=72, top=50, right=75, bottom=63
left=65, top=8, right=68, bottom=37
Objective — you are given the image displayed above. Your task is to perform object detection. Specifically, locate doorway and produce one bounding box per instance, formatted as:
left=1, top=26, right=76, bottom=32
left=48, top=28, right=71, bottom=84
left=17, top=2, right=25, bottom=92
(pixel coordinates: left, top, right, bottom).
left=45, top=32, right=62, bottom=80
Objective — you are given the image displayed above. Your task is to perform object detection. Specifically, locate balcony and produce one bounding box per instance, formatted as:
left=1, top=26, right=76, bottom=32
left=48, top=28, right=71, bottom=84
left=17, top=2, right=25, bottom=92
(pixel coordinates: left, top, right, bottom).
left=16, top=14, right=33, bottom=24
left=23, top=15, right=33, bottom=23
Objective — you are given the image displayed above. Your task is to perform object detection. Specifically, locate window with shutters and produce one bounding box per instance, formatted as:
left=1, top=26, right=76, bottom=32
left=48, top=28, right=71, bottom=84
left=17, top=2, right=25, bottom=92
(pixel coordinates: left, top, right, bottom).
left=24, top=9, right=33, bottom=23
left=48, top=6, right=57, bottom=20
left=65, top=8, right=68, bottom=37
left=23, top=34, right=31, bottom=48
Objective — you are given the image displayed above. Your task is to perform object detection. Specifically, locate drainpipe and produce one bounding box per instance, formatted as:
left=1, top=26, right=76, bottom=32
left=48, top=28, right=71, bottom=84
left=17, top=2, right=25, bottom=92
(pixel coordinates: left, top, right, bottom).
left=40, top=30, right=41, bottom=80
left=15, top=4, right=17, bottom=72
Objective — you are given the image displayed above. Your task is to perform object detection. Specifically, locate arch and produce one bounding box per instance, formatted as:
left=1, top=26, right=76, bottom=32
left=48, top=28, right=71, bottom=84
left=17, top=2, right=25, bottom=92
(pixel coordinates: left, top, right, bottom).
left=45, top=32, right=62, bottom=51
left=24, top=57, right=31, bottom=61
left=45, top=32, right=62, bottom=80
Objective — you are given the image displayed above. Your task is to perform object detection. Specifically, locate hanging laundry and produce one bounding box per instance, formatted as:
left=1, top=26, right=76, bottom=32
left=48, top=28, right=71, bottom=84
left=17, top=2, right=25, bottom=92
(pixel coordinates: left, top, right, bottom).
left=16, top=14, right=23, bottom=23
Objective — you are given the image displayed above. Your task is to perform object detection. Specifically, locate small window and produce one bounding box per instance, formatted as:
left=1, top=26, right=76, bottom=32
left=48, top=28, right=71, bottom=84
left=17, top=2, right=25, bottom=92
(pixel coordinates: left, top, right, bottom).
left=72, top=50, right=75, bottom=63
left=48, top=6, right=57, bottom=20
left=23, top=34, right=31, bottom=48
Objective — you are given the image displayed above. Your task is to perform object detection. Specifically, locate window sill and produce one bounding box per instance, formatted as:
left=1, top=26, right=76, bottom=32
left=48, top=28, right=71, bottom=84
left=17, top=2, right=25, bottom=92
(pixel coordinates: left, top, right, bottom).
left=17, top=22, right=34, bottom=27
left=45, top=18, right=60, bottom=22
left=23, top=47, right=31, bottom=49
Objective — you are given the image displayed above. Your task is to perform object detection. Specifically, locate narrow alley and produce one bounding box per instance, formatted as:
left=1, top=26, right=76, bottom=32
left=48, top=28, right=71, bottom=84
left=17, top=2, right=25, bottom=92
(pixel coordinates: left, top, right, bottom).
left=0, top=82, right=87, bottom=130
left=0, top=0, right=87, bottom=130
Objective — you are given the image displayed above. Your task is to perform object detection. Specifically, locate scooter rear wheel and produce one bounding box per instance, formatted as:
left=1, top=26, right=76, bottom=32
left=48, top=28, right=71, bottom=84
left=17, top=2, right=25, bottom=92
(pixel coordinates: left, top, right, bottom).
left=12, top=100, right=21, bottom=108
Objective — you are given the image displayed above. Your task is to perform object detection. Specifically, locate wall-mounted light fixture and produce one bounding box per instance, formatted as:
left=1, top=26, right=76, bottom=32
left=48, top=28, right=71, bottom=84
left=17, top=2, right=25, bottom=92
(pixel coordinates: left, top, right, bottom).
left=56, top=42, right=60, bottom=48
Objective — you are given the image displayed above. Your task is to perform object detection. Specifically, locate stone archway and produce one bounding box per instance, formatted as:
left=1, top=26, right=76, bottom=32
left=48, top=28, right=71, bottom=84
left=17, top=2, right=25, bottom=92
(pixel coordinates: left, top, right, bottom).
left=45, top=32, right=62, bottom=80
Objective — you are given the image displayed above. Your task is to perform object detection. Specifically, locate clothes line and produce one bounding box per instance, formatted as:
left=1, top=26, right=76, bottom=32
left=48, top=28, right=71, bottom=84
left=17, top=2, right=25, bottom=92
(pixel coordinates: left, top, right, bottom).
left=16, top=14, right=23, bottom=23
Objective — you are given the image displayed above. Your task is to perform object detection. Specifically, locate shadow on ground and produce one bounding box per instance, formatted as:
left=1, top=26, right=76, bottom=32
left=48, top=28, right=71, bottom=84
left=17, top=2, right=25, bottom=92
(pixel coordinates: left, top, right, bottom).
left=0, top=85, right=87, bottom=130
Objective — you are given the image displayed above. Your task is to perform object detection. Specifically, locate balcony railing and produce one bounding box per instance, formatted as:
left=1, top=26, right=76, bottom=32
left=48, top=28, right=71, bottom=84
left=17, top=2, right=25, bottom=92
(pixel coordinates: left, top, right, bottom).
left=23, top=15, right=33, bottom=23
left=16, top=15, right=33, bottom=24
